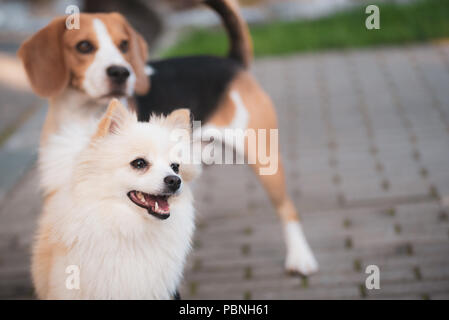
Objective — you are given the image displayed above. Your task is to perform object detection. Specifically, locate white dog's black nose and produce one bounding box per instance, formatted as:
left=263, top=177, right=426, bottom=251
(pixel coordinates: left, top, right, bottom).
left=107, top=65, right=130, bottom=84
left=164, top=175, right=181, bottom=192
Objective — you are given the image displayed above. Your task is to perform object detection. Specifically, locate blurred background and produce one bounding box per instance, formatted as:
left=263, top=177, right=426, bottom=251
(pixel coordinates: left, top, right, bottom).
left=1, top=0, right=449, bottom=299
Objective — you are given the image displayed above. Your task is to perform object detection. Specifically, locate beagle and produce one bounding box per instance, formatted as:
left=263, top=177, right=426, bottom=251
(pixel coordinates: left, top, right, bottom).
left=18, top=0, right=318, bottom=276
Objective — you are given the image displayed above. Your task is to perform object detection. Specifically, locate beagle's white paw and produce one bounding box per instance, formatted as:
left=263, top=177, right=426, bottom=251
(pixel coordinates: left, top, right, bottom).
left=284, top=221, right=319, bottom=276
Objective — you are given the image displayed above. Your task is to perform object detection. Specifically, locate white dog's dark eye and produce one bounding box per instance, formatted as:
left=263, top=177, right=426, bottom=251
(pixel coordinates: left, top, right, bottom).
left=76, top=40, right=94, bottom=54
left=119, top=40, right=129, bottom=53
left=131, top=158, right=148, bottom=170
left=170, top=163, right=179, bottom=174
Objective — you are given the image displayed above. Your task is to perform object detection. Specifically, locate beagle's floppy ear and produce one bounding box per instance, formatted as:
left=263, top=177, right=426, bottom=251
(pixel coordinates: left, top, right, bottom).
left=93, top=99, right=131, bottom=139
left=17, top=17, right=69, bottom=97
left=126, top=19, right=150, bottom=95
left=110, top=12, right=150, bottom=96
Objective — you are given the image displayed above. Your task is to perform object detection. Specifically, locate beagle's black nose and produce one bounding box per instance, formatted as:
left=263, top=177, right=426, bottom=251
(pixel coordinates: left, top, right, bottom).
left=106, top=65, right=130, bottom=84
left=164, top=175, right=181, bottom=192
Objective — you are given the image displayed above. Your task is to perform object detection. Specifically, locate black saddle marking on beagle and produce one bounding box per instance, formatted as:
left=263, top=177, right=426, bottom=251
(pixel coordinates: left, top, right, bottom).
left=136, top=56, right=242, bottom=123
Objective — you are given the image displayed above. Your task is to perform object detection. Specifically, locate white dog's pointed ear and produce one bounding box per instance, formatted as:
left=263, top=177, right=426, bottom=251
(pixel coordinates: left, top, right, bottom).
left=166, top=108, right=192, bottom=132
left=94, top=99, right=130, bottom=139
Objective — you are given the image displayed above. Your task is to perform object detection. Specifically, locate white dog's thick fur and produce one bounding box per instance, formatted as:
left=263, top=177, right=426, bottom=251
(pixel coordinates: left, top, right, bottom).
left=34, top=100, right=199, bottom=299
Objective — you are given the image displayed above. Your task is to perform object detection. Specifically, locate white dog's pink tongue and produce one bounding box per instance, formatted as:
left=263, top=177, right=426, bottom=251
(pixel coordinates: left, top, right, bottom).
left=155, top=198, right=169, bottom=212
left=147, top=195, right=169, bottom=213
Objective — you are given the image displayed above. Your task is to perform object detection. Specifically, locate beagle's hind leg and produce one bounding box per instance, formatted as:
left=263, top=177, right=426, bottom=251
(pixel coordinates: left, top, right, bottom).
left=243, top=76, right=318, bottom=276
left=209, top=71, right=318, bottom=276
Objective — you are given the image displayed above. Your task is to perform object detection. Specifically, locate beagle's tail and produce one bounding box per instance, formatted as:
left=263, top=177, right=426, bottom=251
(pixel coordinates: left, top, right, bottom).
left=204, top=0, right=253, bottom=68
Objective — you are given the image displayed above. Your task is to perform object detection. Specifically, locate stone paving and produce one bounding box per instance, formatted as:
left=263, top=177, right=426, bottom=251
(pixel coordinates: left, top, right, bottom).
left=1, top=44, right=449, bottom=299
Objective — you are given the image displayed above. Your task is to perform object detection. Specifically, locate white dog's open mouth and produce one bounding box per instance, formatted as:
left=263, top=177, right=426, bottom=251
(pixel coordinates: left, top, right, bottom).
left=127, top=191, right=170, bottom=220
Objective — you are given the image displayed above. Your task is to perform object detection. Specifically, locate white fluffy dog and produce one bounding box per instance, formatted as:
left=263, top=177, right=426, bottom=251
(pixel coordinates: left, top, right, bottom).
left=33, top=99, right=200, bottom=299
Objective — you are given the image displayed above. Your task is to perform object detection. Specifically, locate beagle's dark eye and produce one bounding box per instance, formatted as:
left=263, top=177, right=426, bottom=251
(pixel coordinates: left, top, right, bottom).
left=170, top=163, right=180, bottom=174
left=119, top=40, right=129, bottom=53
left=76, top=40, right=94, bottom=54
left=130, top=158, right=148, bottom=170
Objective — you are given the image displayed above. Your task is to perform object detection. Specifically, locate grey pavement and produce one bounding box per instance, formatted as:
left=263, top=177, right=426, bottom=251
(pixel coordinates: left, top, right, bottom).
left=1, top=44, right=449, bottom=299
left=168, top=0, right=378, bottom=28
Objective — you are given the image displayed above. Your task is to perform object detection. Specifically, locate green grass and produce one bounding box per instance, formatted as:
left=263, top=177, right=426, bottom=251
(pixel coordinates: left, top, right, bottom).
left=162, top=0, right=449, bottom=58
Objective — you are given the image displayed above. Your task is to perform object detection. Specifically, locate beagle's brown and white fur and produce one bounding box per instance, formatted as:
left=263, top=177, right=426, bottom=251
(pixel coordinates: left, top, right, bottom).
left=19, top=0, right=318, bottom=277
